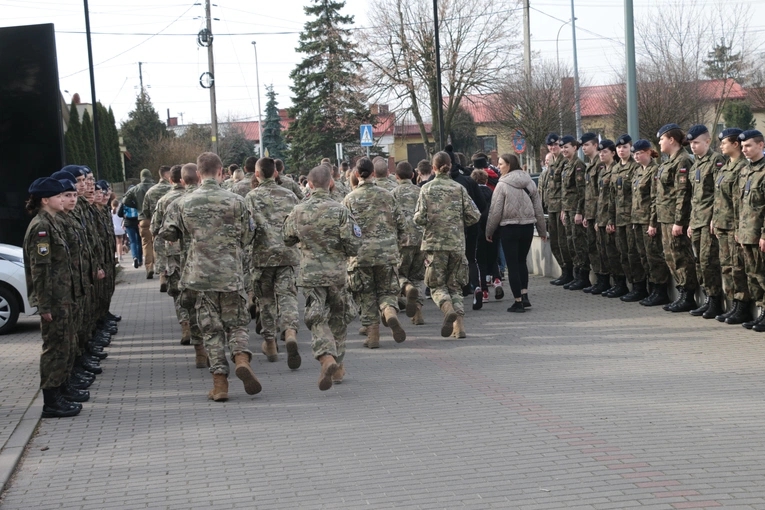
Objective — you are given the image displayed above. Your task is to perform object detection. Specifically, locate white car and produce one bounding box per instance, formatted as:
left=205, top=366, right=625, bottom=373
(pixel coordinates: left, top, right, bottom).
left=0, top=244, right=36, bottom=334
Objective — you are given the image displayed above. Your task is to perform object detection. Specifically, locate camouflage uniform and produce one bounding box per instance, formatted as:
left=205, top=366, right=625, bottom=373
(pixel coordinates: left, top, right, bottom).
left=413, top=173, right=481, bottom=315
left=737, top=156, right=765, bottom=307
left=392, top=179, right=425, bottom=306
left=140, top=177, right=171, bottom=274
left=278, top=174, right=304, bottom=200
left=58, top=209, right=90, bottom=368
left=159, top=178, right=253, bottom=376
left=376, top=175, right=398, bottom=193
left=690, top=149, right=724, bottom=297
left=151, top=184, right=188, bottom=324
left=653, top=149, right=698, bottom=290
left=23, top=210, right=76, bottom=389
left=713, top=155, right=749, bottom=301
left=583, top=156, right=605, bottom=274
left=231, top=174, right=255, bottom=198
left=342, top=179, right=406, bottom=327
left=597, top=162, right=622, bottom=277
left=561, top=155, right=588, bottom=271
left=637, top=161, right=671, bottom=285
left=538, top=168, right=550, bottom=214
left=245, top=178, right=300, bottom=340
left=330, top=179, right=350, bottom=202
left=611, top=158, right=643, bottom=283
left=545, top=154, right=572, bottom=271
left=71, top=197, right=100, bottom=352
left=283, top=188, right=361, bottom=361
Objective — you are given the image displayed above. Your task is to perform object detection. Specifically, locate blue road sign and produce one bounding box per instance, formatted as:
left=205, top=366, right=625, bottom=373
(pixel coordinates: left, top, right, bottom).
left=360, top=124, right=374, bottom=147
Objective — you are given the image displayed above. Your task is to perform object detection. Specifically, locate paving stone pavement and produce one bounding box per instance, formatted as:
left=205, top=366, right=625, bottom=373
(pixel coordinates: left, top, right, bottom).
left=2, top=264, right=765, bottom=509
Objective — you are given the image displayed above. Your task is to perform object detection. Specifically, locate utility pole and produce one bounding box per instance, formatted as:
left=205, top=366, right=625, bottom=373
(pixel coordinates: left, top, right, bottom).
left=523, top=0, right=531, bottom=79
left=251, top=41, right=264, bottom=157
left=433, top=0, right=445, bottom=151
left=570, top=0, right=582, bottom=139
left=138, top=61, right=144, bottom=92
left=83, top=0, right=101, bottom=179
left=205, top=0, right=219, bottom=154
left=624, top=0, right=639, bottom=140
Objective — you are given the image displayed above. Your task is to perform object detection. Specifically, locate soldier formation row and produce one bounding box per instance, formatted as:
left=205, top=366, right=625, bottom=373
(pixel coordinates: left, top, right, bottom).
left=538, top=125, right=765, bottom=330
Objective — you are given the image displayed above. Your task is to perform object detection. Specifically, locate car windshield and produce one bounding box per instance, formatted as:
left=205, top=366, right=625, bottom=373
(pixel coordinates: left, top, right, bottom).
left=0, top=252, right=23, bottom=265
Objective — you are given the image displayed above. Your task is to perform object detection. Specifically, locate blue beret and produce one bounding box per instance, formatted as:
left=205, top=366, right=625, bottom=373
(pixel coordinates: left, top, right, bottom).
left=51, top=170, right=77, bottom=184
left=60, top=165, right=84, bottom=177
left=578, top=132, right=597, bottom=145
left=558, top=135, right=577, bottom=146
left=545, top=133, right=560, bottom=145
left=58, top=179, right=76, bottom=192
left=598, top=139, right=615, bottom=151
left=616, top=134, right=632, bottom=146
left=97, top=180, right=110, bottom=191
left=685, top=124, right=709, bottom=141
left=631, top=139, right=652, bottom=153
left=657, top=123, right=682, bottom=138
left=29, top=177, right=66, bottom=198
left=81, top=166, right=93, bottom=175
left=719, top=128, right=743, bottom=140
left=739, top=130, right=763, bottom=142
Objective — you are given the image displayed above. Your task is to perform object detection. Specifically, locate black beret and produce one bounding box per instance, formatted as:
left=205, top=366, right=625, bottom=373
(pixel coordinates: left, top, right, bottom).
left=657, top=123, right=681, bottom=138
left=578, top=132, right=597, bottom=145
left=685, top=124, right=709, bottom=141
left=616, top=134, right=632, bottom=146
left=558, top=135, right=577, bottom=146
left=631, top=139, right=651, bottom=153
left=739, top=130, right=763, bottom=141
left=598, top=139, right=615, bottom=151
left=97, top=179, right=110, bottom=191
left=58, top=179, right=76, bottom=192
left=29, top=177, right=66, bottom=198
left=60, top=165, right=84, bottom=177
left=545, top=133, right=559, bottom=145
left=81, top=166, right=93, bottom=175
left=51, top=170, right=77, bottom=183
left=719, top=128, right=743, bottom=140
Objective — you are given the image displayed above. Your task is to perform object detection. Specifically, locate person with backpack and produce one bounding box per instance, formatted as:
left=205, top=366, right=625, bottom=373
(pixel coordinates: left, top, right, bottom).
left=119, top=186, right=142, bottom=268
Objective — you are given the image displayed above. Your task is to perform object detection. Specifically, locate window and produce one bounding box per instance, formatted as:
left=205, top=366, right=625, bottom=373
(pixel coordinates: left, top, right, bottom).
left=476, top=135, right=497, bottom=153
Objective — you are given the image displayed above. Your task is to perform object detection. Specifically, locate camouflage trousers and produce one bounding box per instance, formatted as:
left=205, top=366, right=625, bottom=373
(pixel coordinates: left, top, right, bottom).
left=425, top=250, right=468, bottom=317
left=549, top=211, right=572, bottom=271
left=660, top=223, right=698, bottom=290
left=252, top=266, right=300, bottom=340
left=242, top=246, right=253, bottom=295
left=168, top=271, right=203, bottom=346
left=601, top=230, right=623, bottom=277
left=634, top=224, right=670, bottom=285
left=348, top=265, right=400, bottom=327
left=398, top=246, right=426, bottom=306
left=181, top=289, right=252, bottom=376
left=303, top=285, right=356, bottom=363
left=139, top=219, right=154, bottom=274
left=741, top=244, right=765, bottom=307
left=717, top=229, right=750, bottom=301
left=152, top=236, right=167, bottom=275
left=40, top=304, right=75, bottom=389
left=585, top=221, right=603, bottom=274
left=564, top=212, right=589, bottom=271
left=615, top=225, right=643, bottom=283
left=691, top=226, right=722, bottom=297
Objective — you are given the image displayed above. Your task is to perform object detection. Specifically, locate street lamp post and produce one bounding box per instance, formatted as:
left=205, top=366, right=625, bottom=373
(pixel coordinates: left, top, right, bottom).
left=555, top=19, right=571, bottom=135
left=251, top=41, right=264, bottom=157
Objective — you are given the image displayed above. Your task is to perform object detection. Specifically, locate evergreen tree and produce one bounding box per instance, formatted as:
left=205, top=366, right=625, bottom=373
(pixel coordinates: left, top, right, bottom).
left=704, top=41, right=743, bottom=80
left=64, top=101, right=83, bottom=165
left=120, top=91, right=170, bottom=178
left=286, top=0, right=373, bottom=172
left=107, top=107, right=124, bottom=181
left=262, top=84, right=287, bottom=160
left=80, top=109, right=96, bottom=171
left=723, top=101, right=756, bottom=130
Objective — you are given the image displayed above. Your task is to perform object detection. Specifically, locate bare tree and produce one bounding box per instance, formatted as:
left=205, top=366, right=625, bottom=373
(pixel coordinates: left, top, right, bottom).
left=360, top=0, right=521, bottom=154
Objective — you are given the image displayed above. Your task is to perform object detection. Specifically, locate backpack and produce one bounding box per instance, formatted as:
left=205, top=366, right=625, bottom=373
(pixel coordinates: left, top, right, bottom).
left=123, top=205, right=138, bottom=219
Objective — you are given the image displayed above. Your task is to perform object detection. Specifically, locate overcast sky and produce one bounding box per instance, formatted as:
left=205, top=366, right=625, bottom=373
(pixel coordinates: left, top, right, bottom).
left=3, top=0, right=764, bottom=127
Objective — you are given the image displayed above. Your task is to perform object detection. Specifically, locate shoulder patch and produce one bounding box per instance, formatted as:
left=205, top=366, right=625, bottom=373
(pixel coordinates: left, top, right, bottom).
left=249, top=217, right=255, bottom=232
left=38, top=231, right=47, bottom=237
left=679, top=168, right=687, bottom=173
left=353, top=224, right=362, bottom=238
left=716, top=162, right=723, bottom=167
left=37, top=243, right=49, bottom=256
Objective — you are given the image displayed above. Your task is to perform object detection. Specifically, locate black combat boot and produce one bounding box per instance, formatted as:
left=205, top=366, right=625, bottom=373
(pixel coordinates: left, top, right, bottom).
left=69, top=372, right=93, bottom=390
left=559, top=267, right=575, bottom=287
left=716, top=300, right=738, bottom=322
left=689, top=295, right=710, bottom=316
left=106, top=312, right=121, bottom=322
left=745, top=307, right=765, bottom=330
left=670, top=287, right=697, bottom=312
left=702, top=295, right=723, bottom=319
left=639, top=283, right=657, bottom=305
left=607, top=276, right=629, bottom=298
left=41, top=388, right=81, bottom=418
left=601, top=275, right=620, bottom=297
left=88, top=343, right=108, bottom=360
left=590, top=274, right=610, bottom=295
left=79, top=355, right=103, bottom=375
left=583, top=276, right=596, bottom=293
left=61, top=380, right=90, bottom=403
left=569, top=270, right=590, bottom=291
left=731, top=301, right=755, bottom=327
left=663, top=286, right=684, bottom=311
left=563, top=267, right=577, bottom=289
left=621, top=280, right=648, bottom=302
left=642, top=283, right=671, bottom=306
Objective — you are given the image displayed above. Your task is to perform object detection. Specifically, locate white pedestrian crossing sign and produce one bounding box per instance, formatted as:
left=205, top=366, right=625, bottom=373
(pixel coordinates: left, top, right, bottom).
left=360, top=124, right=374, bottom=147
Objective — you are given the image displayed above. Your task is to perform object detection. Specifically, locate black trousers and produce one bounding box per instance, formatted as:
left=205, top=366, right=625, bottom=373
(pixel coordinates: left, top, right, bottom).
left=498, top=223, right=534, bottom=299
left=464, top=224, right=479, bottom=292
left=477, top=230, right=500, bottom=291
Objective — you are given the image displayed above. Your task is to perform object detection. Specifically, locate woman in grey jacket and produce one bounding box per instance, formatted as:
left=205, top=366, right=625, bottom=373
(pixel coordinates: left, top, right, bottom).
left=486, top=154, right=547, bottom=312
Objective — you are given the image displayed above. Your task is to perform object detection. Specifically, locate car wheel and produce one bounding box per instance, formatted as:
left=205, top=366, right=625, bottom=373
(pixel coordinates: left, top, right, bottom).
left=0, top=286, right=20, bottom=335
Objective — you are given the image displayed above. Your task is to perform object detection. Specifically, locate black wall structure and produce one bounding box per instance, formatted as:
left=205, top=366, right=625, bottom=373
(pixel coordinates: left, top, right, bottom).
left=0, top=23, right=65, bottom=247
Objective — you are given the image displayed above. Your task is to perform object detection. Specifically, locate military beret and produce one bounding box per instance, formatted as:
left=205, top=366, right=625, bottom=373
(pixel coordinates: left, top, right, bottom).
left=58, top=179, right=76, bottom=192
left=719, top=128, right=743, bottom=140
left=598, top=139, right=615, bottom=151
left=631, top=139, right=652, bottom=153
left=657, top=123, right=681, bottom=138
left=60, top=165, right=84, bottom=177
left=97, top=179, right=110, bottom=191
left=81, top=166, right=93, bottom=175
left=616, top=134, right=632, bottom=146
left=739, top=130, right=763, bottom=142
left=685, top=124, right=709, bottom=141
left=51, top=170, right=77, bottom=183
left=578, top=132, right=597, bottom=145
left=558, top=135, right=577, bottom=146
left=94, top=181, right=104, bottom=191
left=29, top=177, right=66, bottom=198
left=545, top=133, right=560, bottom=145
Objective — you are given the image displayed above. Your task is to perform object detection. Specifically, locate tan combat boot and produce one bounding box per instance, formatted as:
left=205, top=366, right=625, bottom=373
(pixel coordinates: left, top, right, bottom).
left=412, top=305, right=425, bottom=325
left=159, top=273, right=168, bottom=293
left=284, top=329, right=301, bottom=370
left=332, top=363, right=345, bottom=384
left=234, top=353, right=262, bottom=395
left=451, top=316, right=466, bottom=338
left=194, top=344, right=209, bottom=368
left=208, top=374, right=228, bottom=401
left=261, top=339, right=278, bottom=362
left=383, top=306, right=406, bottom=343
left=359, top=325, right=368, bottom=336
left=404, top=284, right=419, bottom=318
left=180, top=321, right=191, bottom=345
left=318, top=354, right=339, bottom=391
left=440, top=301, right=458, bottom=337
left=363, top=324, right=380, bottom=349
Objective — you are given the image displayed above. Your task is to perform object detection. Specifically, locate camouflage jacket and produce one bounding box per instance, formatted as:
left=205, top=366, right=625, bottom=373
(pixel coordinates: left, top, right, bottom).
left=158, top=178, right=253, bottom=292
left=231, top=175, right=255, bottom=198
left=244, top=178, right=299, bottom=267
left=689, top=149, right=725, bottom=229
left=277, top=175, right=304, bottom=200
left=596, top=162, right=616, bottom=227
left=653, top=149, right=694, bottom=226
left=342, top=179, right=405, bottom=269
left=376, top=176, right=398, bottom=193
left=611, top=158, right=639, bottom=227
left=141, top=178, right=172, bottom=221
left=713, top=154, right=747, bottom=231
left=163, top=183, right=199, bottom=270
left=68, top=197, right=96, bottom=283
left=414, top=173, right=481, bottom=252
left=283, top=188, right=361, bottom=287
left=544, top=153, right=566, bottom=213
left=583, top=155, right=603, bottom=220
left=23, top=210, right=75, bottom=313
left=632, top=161, right=658, bottom=226
left=737, top=156, right=765, bottom=244
left=331, top=179, right=350, bottom=201
left=56, top=213, right=86, bottom=299
left=538, top=168, right=550, bottom=213
left=151, top=184, right=186, bottom=269
left=391, top=180, right=423, bottom=247
left=561, top=156, right=586, bottom=214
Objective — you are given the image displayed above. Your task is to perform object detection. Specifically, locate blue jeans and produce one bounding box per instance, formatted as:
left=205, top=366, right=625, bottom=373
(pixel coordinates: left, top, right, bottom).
left=126, top=225, right=142, bottom=263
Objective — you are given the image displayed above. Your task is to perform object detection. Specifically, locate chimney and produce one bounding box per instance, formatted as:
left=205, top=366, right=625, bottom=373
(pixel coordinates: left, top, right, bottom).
left=380, top=104, right=389, bottom=115
left=168, top=117, right=178, bottom=126
left=370, top=104, right=379, bottom=115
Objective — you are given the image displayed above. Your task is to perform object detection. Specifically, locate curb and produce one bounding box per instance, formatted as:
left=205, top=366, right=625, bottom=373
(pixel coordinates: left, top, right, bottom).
left=0, top=390, right=42, bottom=493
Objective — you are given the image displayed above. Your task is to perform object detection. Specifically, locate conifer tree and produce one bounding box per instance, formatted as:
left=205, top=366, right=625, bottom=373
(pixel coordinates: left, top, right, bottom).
left=64, top=101, right=83, bottom=165
left=120, top=91, right=170, bottom=178
left=262, top=84, right=287, bottom=160
left=80, top=109, right=96, bottom=171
